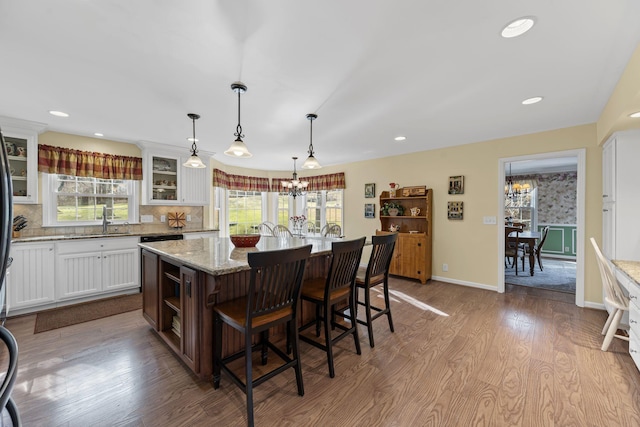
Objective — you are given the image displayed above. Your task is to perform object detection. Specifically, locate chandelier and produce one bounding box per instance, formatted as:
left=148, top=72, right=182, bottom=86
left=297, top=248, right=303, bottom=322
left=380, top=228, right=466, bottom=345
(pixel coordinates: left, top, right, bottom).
left=281, top=157, right=308, bottom=198
left=505, top=163, right=530, bottom=199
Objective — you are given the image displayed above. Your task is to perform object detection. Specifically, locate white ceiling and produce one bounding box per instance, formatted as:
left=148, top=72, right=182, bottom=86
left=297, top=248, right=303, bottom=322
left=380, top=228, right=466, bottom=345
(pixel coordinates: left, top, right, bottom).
left=2, top=1, right=640, bottom=172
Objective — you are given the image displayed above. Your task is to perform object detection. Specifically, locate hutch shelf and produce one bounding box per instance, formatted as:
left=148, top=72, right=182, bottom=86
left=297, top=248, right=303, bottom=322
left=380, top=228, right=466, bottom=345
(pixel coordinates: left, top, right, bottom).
left=378, top=187, right=433, bottom=284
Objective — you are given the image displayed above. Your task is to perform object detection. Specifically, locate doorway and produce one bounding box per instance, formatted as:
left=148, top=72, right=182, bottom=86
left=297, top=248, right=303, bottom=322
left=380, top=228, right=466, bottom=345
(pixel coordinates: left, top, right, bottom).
left=498, top=149, right=586, bottom=307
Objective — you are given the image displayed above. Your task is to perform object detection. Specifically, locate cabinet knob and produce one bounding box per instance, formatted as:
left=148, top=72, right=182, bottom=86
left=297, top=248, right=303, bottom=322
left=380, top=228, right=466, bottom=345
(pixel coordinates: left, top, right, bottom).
left=631, top=319, right=638, bottom=324
left=603, top=209, right=609, bottom=212
left=630, top=295, right=637, bottom=300
left=603, top=195, right=609, bottom=198
left=631, top=349, right=638, bottom=354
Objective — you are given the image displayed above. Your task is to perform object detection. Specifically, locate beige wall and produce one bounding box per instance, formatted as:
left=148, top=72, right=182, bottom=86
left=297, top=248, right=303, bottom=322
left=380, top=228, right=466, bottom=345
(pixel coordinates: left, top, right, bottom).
left=340, top=124, right=602, bottom=302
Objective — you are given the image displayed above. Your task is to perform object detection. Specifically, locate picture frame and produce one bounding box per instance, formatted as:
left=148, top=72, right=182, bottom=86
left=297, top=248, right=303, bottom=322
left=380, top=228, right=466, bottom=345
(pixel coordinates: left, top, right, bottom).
left=447, top=201, right=463, bottom=220
left=364, top=203, right=376, bottom=218
left=364, top=183, right=376, bottom=198
left=448, top=175, right=464, bottom=195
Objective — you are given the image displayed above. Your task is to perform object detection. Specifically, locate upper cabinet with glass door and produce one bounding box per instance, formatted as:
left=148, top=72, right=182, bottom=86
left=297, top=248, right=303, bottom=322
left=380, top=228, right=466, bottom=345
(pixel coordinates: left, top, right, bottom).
left=150, top=155, right=179, bottom=204
left=139, top=142, right=211, bottom=206
left=1, top=116, right=47, bottom=204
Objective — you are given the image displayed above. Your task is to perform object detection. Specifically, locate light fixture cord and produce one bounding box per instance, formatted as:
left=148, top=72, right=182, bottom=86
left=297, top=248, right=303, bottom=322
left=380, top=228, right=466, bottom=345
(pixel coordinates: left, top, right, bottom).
left=235, top=89, right=244, bottom=139
left=308, top=119, right=314, bottom=155
left=191, top=117, right=198, bottom=155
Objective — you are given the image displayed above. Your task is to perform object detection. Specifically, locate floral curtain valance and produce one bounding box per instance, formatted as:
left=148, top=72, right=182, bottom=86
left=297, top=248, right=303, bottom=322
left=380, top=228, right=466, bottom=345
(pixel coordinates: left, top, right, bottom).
left=38, top=144, right=143, bottom=180
left=270, top=172, right=346, bottom=192
left=212, top=168, right=271, bottom=191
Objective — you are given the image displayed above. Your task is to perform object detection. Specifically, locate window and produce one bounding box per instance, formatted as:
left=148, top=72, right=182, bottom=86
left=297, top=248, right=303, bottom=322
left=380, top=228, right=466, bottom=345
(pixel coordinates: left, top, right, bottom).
left=505, top=186, right=537, bottom=230
left=304, top=190, right=343, bottom=232
left=43, top=174, right=138, bottom=226
left=228, top=190, right=264, bottom=234
left=277, top=194, right=290, bottom=226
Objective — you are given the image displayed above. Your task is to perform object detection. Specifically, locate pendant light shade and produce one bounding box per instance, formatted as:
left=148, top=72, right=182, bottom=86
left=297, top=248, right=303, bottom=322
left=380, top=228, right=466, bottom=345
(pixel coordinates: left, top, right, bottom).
left=183, top=113, right=206, bottom=168
left=302, top=113, right=322, bottom=169
left=224, top=82, right=252, bottom=158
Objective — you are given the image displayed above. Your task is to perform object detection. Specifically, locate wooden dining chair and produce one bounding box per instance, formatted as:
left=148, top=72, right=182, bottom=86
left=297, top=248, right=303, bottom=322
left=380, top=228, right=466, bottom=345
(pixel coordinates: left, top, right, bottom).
left=590, top=237, right=630, bottom=351
left=299, top=237, right=365, bottom=378
left=212, top=245, right=312, bottom=426
left=355, top=233, right=398, bottom=348
left=533, top=226, right=550, bottom=271
left=272, top=224, right=293, bottom=237
left=505, top=226, right=525, bottom=275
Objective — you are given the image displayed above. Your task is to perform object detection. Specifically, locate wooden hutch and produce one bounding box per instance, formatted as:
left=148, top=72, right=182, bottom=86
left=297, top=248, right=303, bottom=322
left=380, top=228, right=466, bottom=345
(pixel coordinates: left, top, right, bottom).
left=378, top=186, right=433, bottom=284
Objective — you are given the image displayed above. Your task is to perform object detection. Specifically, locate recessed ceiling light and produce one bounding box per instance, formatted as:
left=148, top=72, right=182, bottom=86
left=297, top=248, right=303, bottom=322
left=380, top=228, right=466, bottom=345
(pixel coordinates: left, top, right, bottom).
left=49, top=110, right=69, bottom=117
left=94, top=133, right=104, bottom=137
left=522, top=96, right=543, bottom=105
left=501, top=17, right=536, bottom=38
left=394, top=136, right=406, bottom=141
left=629, top=111, right=640, bottom=118
left=187, top=137, right=199, bottom=142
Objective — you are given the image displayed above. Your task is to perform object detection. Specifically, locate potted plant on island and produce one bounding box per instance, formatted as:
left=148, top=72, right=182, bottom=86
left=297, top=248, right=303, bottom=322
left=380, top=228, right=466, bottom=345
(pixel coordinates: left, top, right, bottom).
left=381, top=201, right=404, bottom=216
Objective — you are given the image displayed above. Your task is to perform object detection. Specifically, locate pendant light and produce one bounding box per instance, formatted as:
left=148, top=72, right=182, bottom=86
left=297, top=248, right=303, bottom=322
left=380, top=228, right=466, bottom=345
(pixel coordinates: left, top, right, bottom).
left=302, top=113, right=322, bottom=169
left=281, top=157, right=308, bottom=198
left=183, top=113, right=206, bottom=168
left=224, top=82, right=252, bottom=158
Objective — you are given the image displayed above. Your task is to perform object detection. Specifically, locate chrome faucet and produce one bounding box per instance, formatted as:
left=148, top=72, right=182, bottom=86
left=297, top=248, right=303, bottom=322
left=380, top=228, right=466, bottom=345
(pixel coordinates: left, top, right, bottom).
left=102, top=205, right=111, bottom=233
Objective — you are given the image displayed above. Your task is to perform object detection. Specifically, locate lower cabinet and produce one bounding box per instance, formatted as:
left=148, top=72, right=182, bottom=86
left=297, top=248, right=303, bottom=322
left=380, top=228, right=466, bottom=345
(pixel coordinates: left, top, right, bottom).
left=56, top=237, right=139, bottom=301
left=144, top=252, right=200, bottom=373
left=9, top=236, right=140, bottom=315
left=380, top=232, right=431, bottom=284
left=6, top=242, right=56, bottom=313
left=619, top=270, right=640, bottom=371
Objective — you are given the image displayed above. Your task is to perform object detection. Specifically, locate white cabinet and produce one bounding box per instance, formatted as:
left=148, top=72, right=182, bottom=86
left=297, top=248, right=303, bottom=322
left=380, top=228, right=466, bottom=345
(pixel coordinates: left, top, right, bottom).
left=183, top=231, right=218, bottom=240
left=139, top=142, right=211, bottom=206
left=602, top=130, right=640, bottom=261
left=615, top=268, right=640, bottom=371
left=6, top=242, right=56, bottom=312
left=0, top=116, right=46, bottom=204
left=56, top=237, right=139, bottom=301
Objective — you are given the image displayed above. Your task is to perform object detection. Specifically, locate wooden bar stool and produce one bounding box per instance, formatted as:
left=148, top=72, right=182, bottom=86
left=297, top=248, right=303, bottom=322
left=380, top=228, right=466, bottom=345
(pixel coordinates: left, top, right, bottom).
left=299, top=237, right=366, bottom=378
left=356, top=233, right=398, bottom=348
left=212, top=245, right=312, bottom=427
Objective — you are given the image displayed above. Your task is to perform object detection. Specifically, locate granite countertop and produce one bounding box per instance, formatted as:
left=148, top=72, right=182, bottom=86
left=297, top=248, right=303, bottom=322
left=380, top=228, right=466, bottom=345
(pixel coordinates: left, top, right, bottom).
left=612, top=260, right=640, bottom=286
left=138, top=235, right=338, bottom=276
left=12, top=228, right=219, bottom=244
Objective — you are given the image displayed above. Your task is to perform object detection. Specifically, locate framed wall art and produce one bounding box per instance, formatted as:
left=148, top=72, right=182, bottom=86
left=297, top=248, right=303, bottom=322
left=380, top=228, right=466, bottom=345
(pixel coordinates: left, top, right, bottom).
left=364, top=203, right=376, bottom=218
left=365, top=183, right=376, bottom=198
left=447, top=201, right=463, bottom=220
left=448, top=175, right=464, bottom=195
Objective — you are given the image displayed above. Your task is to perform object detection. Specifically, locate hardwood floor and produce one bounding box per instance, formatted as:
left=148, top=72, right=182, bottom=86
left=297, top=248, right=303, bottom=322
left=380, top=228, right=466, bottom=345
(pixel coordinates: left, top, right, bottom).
left=2, top=278, right=639, bottom=426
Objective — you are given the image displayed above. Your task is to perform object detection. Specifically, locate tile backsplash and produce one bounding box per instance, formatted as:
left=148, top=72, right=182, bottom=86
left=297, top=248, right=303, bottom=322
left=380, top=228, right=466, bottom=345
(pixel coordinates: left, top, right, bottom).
left=12, top=204, right=206, bottom=237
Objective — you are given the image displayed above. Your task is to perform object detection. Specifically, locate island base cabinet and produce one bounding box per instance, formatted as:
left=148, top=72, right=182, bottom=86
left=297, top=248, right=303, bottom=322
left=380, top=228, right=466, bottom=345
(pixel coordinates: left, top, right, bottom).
left=141, top=249, right=159, bottom=329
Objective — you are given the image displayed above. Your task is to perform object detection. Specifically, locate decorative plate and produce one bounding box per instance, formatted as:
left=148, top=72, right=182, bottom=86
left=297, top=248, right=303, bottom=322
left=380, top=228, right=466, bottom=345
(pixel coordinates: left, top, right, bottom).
left=168, top=212, right=185, bottom=228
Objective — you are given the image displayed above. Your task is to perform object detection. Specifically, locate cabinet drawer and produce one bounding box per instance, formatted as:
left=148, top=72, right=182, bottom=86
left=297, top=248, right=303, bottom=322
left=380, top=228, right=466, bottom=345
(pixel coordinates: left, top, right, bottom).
left=629, top=299, right=640, bottom=333
left=630, top=327, right=640, bottom=372
left=57, top=236, right=139, bottom=254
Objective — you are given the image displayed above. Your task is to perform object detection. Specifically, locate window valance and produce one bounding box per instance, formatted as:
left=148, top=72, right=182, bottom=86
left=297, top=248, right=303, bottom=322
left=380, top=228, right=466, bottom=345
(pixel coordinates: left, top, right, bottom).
left=38, top=144, right=143, bottom=180
left=270, top=172, right=346, bottom=192
left=212, top=168, right=270, bottom=191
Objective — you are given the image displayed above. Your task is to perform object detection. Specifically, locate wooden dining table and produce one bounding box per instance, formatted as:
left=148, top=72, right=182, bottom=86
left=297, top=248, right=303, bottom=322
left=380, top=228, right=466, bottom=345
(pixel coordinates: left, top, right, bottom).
left=507, top=229, right=541, bottom=276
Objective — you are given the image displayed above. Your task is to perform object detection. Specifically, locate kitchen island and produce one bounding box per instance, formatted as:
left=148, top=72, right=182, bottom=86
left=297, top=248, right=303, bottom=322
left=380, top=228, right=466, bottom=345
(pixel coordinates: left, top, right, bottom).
left=138, top=235, right=338, bottom=380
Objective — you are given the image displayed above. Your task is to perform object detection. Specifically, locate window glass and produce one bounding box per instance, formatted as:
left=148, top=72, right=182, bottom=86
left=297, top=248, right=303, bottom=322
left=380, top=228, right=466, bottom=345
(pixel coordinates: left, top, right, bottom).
left=44, top=174, right=137, bottom=225
left=277, top=194, right=290, bottom=226
left=304, top=190, right=343, bottom=233
left=228, top=190, right=263, bottom=234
